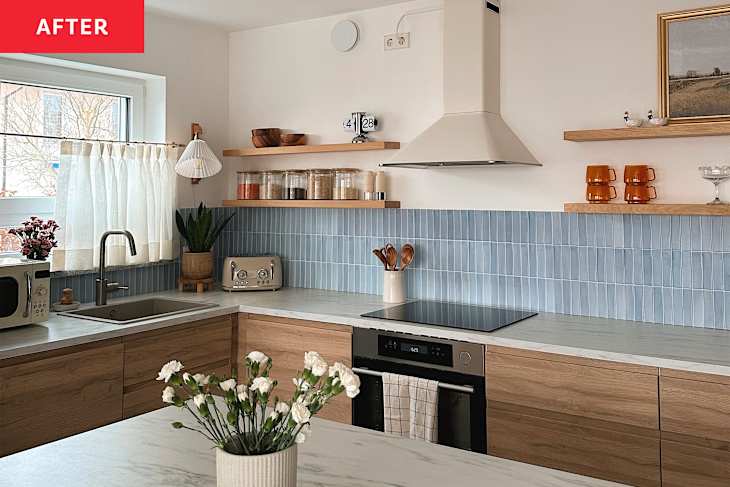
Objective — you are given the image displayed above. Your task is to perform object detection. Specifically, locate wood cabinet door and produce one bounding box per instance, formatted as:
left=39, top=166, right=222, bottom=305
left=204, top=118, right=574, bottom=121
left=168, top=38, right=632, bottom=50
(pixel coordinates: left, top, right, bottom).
left=488, top=402, right=661, bottom=487
left=661, top=438, right=730, bottom=487
left=0, top=341, right=124, bottom=457
left=487, top=346, right=659, bottom=429
left=243, top=314, right=352, bottom=424
left=122, top=315, right=234, bottom=418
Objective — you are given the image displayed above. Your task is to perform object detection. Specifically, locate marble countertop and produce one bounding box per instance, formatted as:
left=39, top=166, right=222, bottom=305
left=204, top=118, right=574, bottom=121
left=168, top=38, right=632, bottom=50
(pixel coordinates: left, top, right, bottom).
left=2, top=287, right=730, bottom=376
left=0, top=403, right=623, bottom=487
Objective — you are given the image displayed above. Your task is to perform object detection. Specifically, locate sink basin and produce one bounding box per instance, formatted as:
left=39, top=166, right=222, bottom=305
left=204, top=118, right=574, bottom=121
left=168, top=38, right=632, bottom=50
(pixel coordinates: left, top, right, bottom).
left=60, top=298, right=219, bottom=325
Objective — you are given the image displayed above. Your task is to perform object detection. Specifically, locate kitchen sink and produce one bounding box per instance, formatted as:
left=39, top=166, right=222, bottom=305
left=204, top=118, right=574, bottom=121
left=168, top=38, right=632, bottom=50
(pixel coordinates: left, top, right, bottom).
left=59, top=298, right=219, bottom=325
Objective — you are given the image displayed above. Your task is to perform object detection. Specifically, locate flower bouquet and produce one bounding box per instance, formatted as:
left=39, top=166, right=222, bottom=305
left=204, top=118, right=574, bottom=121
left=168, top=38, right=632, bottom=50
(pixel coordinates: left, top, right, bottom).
left=158, top=350, right=360, bottom=487
left=8, top=217, right=59, bottom=261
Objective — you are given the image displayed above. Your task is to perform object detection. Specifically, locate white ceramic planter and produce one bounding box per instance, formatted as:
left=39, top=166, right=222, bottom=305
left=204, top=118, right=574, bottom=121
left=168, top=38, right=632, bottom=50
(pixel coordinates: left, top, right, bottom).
left=216, top=445, right=297, bottom=487
left=383, top=270, right=406, bottom=303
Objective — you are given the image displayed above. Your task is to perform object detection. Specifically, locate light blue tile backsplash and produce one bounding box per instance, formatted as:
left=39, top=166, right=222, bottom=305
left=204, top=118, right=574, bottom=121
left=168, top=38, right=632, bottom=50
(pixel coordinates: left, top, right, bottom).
left=210, top=207, right=729, bottom=328
left=50, top=260, right=180, bottom=304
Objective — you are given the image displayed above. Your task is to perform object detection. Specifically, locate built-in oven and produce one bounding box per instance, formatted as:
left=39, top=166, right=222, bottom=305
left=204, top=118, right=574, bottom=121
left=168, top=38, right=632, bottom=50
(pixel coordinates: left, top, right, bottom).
left=352, top=328, right=486, bottom=453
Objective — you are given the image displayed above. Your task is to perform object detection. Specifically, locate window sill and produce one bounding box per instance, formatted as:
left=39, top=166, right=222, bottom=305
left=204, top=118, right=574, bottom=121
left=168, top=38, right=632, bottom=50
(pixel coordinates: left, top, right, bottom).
left=50, top=259, right=178, bottom=278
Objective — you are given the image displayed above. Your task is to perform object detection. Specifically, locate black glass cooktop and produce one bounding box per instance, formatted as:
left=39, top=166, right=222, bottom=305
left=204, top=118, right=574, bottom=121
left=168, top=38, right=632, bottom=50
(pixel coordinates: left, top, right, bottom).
left=361, top=300, right=537, bottom=333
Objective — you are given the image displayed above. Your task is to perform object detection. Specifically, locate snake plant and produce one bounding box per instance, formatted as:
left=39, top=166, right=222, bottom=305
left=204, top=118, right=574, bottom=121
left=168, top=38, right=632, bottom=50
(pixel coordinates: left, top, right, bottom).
left=175, top=203, right=233, bottom=253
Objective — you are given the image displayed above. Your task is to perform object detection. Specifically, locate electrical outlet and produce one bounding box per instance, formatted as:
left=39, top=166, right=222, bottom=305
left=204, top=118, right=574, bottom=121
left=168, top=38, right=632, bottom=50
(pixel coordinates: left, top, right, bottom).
left=384, top=32, right=410, bottom=50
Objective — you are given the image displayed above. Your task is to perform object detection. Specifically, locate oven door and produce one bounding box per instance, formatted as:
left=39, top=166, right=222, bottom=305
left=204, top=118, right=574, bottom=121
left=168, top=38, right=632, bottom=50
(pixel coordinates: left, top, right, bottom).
left=0, top=271, right=28, bottom=328
left=352, top=357, right=486, bottom=453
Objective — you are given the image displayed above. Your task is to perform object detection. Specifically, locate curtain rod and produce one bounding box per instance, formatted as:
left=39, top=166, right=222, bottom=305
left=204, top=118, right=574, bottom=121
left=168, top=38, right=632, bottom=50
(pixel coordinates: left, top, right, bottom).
left=0, top=131, right=184, bottom=148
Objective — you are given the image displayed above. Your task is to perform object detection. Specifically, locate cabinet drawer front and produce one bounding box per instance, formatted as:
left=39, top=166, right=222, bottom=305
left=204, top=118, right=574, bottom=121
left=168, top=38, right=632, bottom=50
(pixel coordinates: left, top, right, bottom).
left=660, top=376, right=730, bottom=442
left=0, top=342, right=124, bottom=456
left=123, top=317, right=233, bottom=387
left=487, top=350, right=659, bottom=429
left=244, top=318, right=352, bottom=424
left=488, top=404, right=661, bottom=487
left=661, top=439, right=730, bottom=487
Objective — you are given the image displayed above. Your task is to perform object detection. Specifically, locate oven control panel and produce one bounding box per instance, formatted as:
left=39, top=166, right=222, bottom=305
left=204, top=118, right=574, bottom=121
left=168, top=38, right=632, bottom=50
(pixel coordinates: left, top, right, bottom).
left=378, top=335, right=453, bottom=367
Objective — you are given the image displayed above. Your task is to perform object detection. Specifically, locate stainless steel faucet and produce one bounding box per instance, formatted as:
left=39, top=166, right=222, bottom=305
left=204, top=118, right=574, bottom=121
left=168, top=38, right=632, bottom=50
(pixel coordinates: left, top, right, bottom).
left=96, top=230, right=137, bottom=306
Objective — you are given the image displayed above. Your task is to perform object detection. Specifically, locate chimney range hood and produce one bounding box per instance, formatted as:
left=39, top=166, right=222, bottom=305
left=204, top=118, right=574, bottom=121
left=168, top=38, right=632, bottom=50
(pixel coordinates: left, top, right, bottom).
left=382, top=0, right=540, bottom=168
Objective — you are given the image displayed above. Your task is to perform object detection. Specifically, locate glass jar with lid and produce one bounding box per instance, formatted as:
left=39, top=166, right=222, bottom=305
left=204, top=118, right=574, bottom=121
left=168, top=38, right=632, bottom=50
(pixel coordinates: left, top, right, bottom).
left=237, top=171, right=261, bottom=200
left=283, top=170, right=307, bottom=200
left=333, top=168, right=361, bottom=200
left=307, top=169, right=334, bottom=200
left=260, top=170, right=284, bottom=200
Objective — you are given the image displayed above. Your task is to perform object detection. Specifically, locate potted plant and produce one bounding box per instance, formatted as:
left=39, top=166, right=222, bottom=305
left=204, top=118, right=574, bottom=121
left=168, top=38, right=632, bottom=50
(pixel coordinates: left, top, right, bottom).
left=175, top=204, right=233, bottom=280
left=9, top=217, right=59, bottom=261
left=158, top=351, right=360, bottom=487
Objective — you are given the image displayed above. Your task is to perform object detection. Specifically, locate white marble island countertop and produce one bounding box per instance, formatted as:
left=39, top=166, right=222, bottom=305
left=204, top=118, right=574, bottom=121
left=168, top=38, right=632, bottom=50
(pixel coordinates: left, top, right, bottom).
left=2, top=287, right=730, bottom=376
left=0, top=404, right=624, bottom=487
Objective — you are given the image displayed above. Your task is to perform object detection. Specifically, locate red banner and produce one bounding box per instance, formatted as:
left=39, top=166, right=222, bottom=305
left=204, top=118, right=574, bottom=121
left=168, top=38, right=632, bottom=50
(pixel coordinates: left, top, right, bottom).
left=0, top=0, right=144, bottom=53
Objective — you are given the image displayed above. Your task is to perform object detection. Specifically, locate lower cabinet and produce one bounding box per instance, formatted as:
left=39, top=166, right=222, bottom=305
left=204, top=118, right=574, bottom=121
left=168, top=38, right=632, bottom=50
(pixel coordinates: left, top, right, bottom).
left=121, top=315, right=235, bottom=418
left=659, top=369, right=730, bottom=487
left=486, top=346, right=661, bottom=487
left=241, top=314, right=353, bottom=424
left=0, top=341, right=124, bottom=457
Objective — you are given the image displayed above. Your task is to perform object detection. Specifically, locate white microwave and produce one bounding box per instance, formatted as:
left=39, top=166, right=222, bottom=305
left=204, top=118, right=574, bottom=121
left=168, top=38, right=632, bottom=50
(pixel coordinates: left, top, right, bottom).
left=0, top=257, right=51, bottom=330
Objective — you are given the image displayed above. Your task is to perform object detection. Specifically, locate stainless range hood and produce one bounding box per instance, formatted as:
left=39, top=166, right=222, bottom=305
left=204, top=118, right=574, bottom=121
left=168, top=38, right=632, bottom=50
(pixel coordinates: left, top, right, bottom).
left=382, top=0, right=540, bottom=168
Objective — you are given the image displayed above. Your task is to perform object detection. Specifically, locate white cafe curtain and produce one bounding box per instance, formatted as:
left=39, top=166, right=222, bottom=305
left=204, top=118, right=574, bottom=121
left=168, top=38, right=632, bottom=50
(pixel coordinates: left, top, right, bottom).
left=52, top=141, right=177, bottom=272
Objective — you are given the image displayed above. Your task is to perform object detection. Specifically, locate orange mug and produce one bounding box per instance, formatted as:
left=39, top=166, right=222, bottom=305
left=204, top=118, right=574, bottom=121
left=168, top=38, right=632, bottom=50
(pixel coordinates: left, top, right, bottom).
left=586, top=165, right=616, bottom=184
left=624, top=165, right=656, bottom=184
left=586, top=184, right=617, bottom=203
left=625, top=185, right=657, bottom=204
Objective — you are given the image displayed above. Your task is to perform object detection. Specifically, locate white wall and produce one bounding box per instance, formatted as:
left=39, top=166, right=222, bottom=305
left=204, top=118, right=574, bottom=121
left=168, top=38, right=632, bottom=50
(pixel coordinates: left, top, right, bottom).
left=227, top=0, right=730, bottom=211
left=48, top=13, right=229, bottom=208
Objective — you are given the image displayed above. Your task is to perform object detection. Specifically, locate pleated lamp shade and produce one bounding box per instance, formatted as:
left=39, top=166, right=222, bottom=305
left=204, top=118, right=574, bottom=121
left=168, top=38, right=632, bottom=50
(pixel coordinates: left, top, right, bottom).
left=175, top=137, right=222, bottom=180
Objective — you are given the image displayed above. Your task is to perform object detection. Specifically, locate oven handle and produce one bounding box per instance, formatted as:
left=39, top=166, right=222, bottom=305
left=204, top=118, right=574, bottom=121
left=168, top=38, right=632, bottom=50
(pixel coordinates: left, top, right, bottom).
left=23, top=271, right=32, bottom=318
left=351, top=367, right=475, bottom=394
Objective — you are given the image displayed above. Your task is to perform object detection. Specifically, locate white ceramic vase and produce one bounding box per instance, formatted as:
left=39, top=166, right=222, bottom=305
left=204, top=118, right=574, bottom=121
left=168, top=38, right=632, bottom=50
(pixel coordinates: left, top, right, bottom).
left=383, top=270, right=406, bottom=303
left=216, top=445, right=297, bottom=487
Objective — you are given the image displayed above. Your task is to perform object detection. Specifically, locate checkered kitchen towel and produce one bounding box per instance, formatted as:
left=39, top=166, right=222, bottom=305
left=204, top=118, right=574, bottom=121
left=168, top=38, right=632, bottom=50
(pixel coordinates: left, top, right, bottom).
left=382, top=373, right=439, bottom=443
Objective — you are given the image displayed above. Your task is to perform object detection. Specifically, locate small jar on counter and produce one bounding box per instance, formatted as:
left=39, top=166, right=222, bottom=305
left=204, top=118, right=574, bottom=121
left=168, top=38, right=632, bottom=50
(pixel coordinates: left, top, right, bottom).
left=260, top=170, right=283, bottom=200
left=237, top=171, right=261, bottom=200
left=307, top=169, right=334, bottom=200
left=284, top=170, right=307, bottom=200
left=334, top=168, right=361, bottom=200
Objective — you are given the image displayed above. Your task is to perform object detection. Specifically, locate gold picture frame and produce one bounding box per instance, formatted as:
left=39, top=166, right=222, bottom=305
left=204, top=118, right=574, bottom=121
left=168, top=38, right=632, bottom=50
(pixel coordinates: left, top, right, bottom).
left=659, top=4, right=730, bottom=123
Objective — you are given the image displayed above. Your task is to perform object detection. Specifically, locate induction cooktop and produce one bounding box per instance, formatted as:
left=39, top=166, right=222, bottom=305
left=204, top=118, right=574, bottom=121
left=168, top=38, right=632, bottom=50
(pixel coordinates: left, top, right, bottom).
left=361, top=300, right=537, bottom=333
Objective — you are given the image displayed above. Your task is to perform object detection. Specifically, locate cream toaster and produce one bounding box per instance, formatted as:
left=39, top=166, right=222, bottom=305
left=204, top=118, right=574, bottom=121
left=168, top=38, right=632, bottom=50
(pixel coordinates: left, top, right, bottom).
left=222, top=256, right=282, bottom=291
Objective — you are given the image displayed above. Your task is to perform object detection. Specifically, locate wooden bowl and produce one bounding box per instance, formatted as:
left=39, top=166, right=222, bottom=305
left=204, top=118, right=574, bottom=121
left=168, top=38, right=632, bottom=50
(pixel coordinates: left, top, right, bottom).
left=251, top=128, right=281, bottom=148
left=280, top=134, right=307, bottom=146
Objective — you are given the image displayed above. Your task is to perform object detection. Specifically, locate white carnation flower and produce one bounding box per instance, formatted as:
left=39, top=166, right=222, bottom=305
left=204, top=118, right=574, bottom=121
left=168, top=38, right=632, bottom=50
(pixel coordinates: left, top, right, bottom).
left=182, top=372, right=191, bottom=383
left=193, top=394, right=207, bottom=409
left=236, top=384, right=249, bottom=402
left=304, top=351, right=329, bottom=377
left=275, top=401, right=290, bottom=415
left=251, top=376, right=274, bottom=394
left=291, top=402, right=311, bottom=424
left=193, top=373, right=210, bottom=386
left=219, top=378, right=237, bottom=392
left=292, top=377, right=310, bottom=391
left=161, top=386, right=176, bottom=404
left=156, top=360, right=183, bottom=382
left=246, top=351, right=269, bottom=364
left=328, top=362, right=348, bottom=378
left=295, top=424, right=311, bottom=444
left=340, top=370, right=361, bottom=399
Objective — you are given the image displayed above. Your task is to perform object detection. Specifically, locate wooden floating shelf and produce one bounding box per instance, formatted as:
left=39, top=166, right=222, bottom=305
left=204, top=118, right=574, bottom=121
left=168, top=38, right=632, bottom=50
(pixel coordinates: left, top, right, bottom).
left=564, top=121, right=730, bottom=142
left=564, top=202, right=730, bottom=216
left=222, top=141, right=400, bottom=157
left=223, top=200, right=400, bottom=209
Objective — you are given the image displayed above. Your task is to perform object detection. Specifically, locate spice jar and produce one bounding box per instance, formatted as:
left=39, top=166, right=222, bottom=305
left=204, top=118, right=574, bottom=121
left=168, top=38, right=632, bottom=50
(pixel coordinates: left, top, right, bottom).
left=284, top=170, right=307, bottom=200
left=260, top=171, right=283, bottom=200
left=237, top=171, right=261, bottom=200
left=362, top=171, right=376, bottom=200
left=307, top=169, right=334, bottom=200
left=334, top=168, right=361, bottom=200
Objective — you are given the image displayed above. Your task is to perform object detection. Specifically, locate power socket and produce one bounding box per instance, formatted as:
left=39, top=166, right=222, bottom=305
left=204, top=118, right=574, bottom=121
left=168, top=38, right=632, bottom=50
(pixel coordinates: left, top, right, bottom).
left=384, top=32, right=410, bottom=50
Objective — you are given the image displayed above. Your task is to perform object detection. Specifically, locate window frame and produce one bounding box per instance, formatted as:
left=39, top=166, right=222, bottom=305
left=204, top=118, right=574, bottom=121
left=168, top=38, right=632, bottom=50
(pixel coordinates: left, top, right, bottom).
left=0, top=57, right=145, bottom=227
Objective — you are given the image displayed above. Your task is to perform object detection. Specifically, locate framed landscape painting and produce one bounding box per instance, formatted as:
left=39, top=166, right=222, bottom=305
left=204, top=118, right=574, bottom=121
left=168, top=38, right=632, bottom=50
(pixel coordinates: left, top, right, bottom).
left=659, top=4, right=730, bottom=123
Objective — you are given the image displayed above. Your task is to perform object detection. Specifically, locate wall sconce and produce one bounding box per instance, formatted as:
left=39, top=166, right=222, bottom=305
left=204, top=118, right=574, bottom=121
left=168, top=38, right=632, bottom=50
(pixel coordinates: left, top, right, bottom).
left=175, top=123, right=222, bottom=184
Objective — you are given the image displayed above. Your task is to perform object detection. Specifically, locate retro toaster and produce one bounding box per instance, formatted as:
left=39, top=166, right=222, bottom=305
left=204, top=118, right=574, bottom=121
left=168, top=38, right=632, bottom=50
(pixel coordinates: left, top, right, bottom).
left=222, top=256, right=282, bottom=291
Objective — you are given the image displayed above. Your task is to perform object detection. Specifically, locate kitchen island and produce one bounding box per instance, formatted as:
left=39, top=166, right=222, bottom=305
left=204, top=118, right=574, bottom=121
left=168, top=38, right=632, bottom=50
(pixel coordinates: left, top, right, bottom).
left=0, top=403, right=623, bottom=487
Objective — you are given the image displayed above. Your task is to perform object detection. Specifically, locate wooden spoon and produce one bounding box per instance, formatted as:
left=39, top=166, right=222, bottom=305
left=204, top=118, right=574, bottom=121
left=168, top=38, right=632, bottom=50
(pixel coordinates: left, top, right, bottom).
left=399, top=243, right=415, bottom=271
left=372, top=248, right=388, bottom=269
left=385, top=244, right=398, bottom=271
